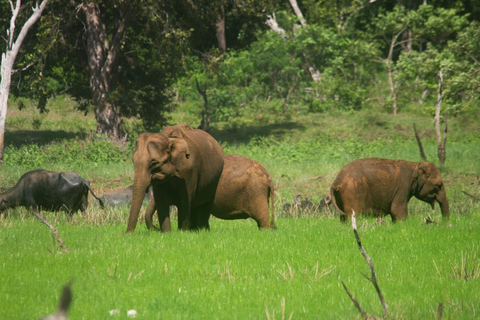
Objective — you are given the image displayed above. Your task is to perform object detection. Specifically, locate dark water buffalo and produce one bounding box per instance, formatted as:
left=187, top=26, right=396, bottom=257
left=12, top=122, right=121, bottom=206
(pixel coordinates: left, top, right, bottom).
left=0, top=169, right=104, bottom=215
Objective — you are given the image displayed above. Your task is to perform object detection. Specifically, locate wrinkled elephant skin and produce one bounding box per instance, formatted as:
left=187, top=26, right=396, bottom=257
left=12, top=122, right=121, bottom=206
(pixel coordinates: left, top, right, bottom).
left=330, top=158, right=449, bottom=222
left=145, top=154, right=276, bottom=230
left=126, top=124, right=224, bottom=233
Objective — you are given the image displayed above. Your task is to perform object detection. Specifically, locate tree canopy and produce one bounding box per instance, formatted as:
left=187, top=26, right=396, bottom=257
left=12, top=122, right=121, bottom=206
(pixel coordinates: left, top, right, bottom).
left=1, top=0, right=479, bottom=141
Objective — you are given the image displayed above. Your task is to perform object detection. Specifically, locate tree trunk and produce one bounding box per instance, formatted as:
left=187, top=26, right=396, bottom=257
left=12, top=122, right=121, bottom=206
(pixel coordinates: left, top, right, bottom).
left=288, top=0, right=307, bottom=27
left=413, top=123, right=427, bottom=161
left=387, top=60, right=398, bottom=115
left=0, top=0, right=51, bottom=164
left=216, top=4, right=226, bottom=52
left=0, top=54, right=14, bottom=163
left=435, top=70, right=447, bottom=166
left=81, top=1, right=128, bottom=141
left=195, top=78, right=210, bottom=133
left=385, top=29, right=404, bottom=115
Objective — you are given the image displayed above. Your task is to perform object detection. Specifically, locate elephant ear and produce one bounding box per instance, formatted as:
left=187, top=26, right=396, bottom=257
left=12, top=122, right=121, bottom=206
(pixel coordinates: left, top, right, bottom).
left=414, top=162, right=431, bottom=189
left=169, top=137, right=190, bottom=160
left=418, top=162, right=431, bottom=178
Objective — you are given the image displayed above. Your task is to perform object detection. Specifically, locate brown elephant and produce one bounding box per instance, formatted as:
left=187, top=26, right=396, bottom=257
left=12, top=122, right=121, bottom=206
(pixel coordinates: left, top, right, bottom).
left=125, top=124, right=224, bottom=233
left=145, top=154, right=276, bottom=230
left=330, top=158, right=449, bottom=222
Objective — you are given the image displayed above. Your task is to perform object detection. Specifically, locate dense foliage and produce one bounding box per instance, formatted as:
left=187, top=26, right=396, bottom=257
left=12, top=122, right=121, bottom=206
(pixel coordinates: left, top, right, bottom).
left=1, top=0, right=479, bottom=134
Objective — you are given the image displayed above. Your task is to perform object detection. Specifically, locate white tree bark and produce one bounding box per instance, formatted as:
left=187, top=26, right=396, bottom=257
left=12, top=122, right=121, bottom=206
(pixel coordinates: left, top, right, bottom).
left=0, top=0, right=51, bottom=163
left=266, top=2, right=320, bottom=83
left=265, top=13, right=286, bottom=36
left=288, top=0, right=307, bottom=27
left=288, top=0, right=321, bottom=82
left=435, top=70, right=447, bottom=165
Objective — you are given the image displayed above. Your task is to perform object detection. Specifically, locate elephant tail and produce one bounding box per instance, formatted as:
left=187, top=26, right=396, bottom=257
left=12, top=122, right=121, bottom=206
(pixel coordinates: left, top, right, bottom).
left=330, top=186, right=345, bottom=219
left=268, top=184, right=276, bottom=230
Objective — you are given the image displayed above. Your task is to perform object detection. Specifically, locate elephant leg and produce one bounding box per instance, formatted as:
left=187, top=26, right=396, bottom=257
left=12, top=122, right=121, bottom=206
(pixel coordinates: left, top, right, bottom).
left=153, top=191, right=172, bottom=232
left=176, top=201, right=191, bottom=231
left=157, top=204, right=171, bottom=232
left=390, top=202, right=408, bottom=222
left=192, top=203, right=212, bottom=231
left=249, top=198, right=270, bottom=229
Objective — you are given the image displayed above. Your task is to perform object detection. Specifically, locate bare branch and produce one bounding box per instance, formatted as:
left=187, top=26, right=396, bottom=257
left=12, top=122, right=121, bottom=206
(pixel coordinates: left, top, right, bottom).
left=195, top=77, right=210, bottom=133
left=413, top=124, right=427, bottom=161
left=288, top=0, right=307, bottom=27
left=341, top=281, right=368, bottom=318
left=437, top=302, right=443, bottom=320
left=9, top=0, right=50, bottom=59
left=12, top=61, right=35, bottom=73
left=351, top=210, right=388, bottom=318
left=435, top=70, right=446, bottom=165
left=462, top=191, right=480, bottom=201
left=33, top=212, right=69, bottom=253
left=266, top=13, right=286, bottom=36
left=443, top=111, right=448, bottom=155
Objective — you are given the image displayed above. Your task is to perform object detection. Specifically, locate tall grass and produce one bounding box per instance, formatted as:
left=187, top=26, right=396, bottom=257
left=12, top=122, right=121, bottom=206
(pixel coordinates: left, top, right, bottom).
left=0, top=214, right=479, bottom=319
left=1, top=99, right=479, bottom=319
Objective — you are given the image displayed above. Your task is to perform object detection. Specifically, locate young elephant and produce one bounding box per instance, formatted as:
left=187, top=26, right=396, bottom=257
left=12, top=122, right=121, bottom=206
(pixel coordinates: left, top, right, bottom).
left=330, top=158, right=449, bottom=222
left=145, top=154, right=276, bottom=230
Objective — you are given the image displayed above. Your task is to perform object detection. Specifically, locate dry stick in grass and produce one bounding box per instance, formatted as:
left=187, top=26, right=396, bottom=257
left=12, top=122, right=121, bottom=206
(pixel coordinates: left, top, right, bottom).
left=462, top=191, right=480, bottom=201
left=341, top=281, right=367, bottom=318
left=413, top=123, right=427, bottom=161
left=33, top=212, right=69, bottom=254
left=342, top=210, right=388, bottom=319
left=437, top=302, right=444, bottom=320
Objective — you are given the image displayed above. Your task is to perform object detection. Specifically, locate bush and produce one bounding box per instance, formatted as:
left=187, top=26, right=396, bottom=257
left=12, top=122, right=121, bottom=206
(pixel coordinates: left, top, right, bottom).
left=4, top=136, right=131, bottom=169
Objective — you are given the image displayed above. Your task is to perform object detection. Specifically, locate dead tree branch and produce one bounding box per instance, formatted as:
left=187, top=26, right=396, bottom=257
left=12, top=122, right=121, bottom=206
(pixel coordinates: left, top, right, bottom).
left=413, top=123, right=427, bottom=161
left=33, top=212, right=69, bottom=253
left=341, top=281, right=367, bottom=318
left=462, top=191, right=480, bottom=201
left=342, top=211, right=388, bottom=319
left=435, top=70, right=447, bottom=165
left=436, top=302, right=443, bottom=320
left=195, top=77, right=210, bottom=133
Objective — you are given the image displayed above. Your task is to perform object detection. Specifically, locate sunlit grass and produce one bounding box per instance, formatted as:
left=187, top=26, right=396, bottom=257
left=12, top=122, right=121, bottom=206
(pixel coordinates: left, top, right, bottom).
left=0, top=212, right=479, bottom=319
left=1, top=98, right=479, bottom=319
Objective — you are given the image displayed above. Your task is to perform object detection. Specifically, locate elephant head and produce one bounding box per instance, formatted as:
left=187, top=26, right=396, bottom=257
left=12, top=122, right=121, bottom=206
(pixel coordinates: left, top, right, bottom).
left=414, top=162, right=449, bottom=219
left=126, top=132, right=191, bottom=233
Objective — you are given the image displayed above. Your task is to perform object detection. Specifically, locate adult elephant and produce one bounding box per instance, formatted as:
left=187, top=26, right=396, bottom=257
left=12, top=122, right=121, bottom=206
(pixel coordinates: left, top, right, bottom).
left=145, top=154, right=276, bottom=230
left=125, top=124, right=224, bottom=233
left=330, top=158, right=449, bottom=222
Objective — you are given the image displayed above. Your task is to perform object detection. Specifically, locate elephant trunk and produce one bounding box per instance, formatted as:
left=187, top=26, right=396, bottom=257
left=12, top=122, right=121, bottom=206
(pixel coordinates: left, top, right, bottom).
left=144, top=199, right=156, bottom=230
left=437, top=184, right=450, bottom=220
left=126, top=175, right=150, bottom=233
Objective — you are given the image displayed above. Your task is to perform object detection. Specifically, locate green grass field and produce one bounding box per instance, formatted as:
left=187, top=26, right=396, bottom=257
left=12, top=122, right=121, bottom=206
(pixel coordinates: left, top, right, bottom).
left=0, top=102, right=479, bottom=319
left=1, top=213, right=479, bottom=319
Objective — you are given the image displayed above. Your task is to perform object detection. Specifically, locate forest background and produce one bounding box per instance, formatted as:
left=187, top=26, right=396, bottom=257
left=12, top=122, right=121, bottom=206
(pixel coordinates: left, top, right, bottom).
left=1, top=1, right=480, bottom=319
left=1, top=0, right=479, bottom=148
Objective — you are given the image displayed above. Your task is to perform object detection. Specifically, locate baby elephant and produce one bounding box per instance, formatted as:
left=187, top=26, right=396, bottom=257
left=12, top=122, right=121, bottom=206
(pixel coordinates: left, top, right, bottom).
left=145, top=154, right=276, bottom=230
left=0, top=169, right=104, bottom=215
left=330, top=158, right=449, bottom=222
